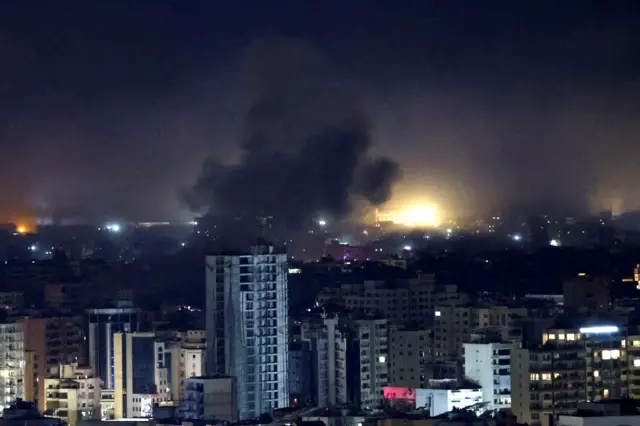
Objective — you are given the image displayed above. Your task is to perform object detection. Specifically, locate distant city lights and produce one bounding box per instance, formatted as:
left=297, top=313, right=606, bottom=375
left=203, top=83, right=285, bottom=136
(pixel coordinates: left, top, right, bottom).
left=549, top=239, right=561, bottom=247
left=29, top=245, right=36, bottom=251
left=512, top=233, right=523, bottom=241
left=318, top=219, right=327, bottom=227
left=16, top=226, right=27, bottom=234
left=403, top=245, right=412, bottom=251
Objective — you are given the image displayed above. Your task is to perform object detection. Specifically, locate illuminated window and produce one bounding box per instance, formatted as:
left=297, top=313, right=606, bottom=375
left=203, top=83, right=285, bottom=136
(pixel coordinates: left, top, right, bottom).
left=634, top=359, right=640, bottom=367
left=542, top=373, right=552, bottom=381
left=608, top=350, right=621, bottom=360
left=435, top=311, right=441, bottom=317
left=634, top=341, right=640, bottom=347
left=602, top=350, right=611, bottom=360
left=530, top=373, right=539, bottom=381
left=554, top=372, right=560, bottom=379
left=378, top=356, right=386, bottom=363
left=622, top=340, right=627, bottom=347
left=567, top=333, right=575, bottom=341
left=558, top=334, right=565, bottom=340
left=594, top=370, right=599, bottom=377
left=548, top=334, right=556, bottom=340
left=603, top=389, right=609, bottom=398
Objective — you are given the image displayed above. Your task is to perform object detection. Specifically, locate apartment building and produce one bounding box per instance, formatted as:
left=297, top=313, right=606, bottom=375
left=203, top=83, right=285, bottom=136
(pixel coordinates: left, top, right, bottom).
left=433, top=305, right=527, bottom=360
left=464, top=339, right=519, bottom=411
left=301, top=317, right=348, bottom=407
left=347, top=318, right=389, bottom=409
left=182, top=376, right=238, bottom=422
left=205, top=243, right=289, bottom=419
left=0, top=322, right=24, bottom=406
left=44, top=363, right=100, bottom=426
left=388, top=324, right=431, bottom=388
left=317, top=275, right=467, bottom=328
left=511, top=327, right=586, bottom=425
left=166, top=343, right=206, bottom=402
left=22, top=316, right=85, bottom=411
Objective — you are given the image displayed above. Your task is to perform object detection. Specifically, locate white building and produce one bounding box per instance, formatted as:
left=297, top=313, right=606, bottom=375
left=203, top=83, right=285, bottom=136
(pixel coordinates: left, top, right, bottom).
left=44, top=363, right=101, bottom=426
left=417, top=387, right=483, bottom=416
left=182, top=376, right=238, bottom=422
left=205, top=243, right=289, bottom=419
left=463, top=341, right=518, bottom=410
left=383, top=384, right=483, bottom=417
left=0, top=322, right=24, bottom=407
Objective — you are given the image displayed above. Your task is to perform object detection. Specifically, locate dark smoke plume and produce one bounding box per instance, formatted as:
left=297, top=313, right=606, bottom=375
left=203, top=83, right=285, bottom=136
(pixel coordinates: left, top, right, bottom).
left=186, top=38, right=401, bottom=228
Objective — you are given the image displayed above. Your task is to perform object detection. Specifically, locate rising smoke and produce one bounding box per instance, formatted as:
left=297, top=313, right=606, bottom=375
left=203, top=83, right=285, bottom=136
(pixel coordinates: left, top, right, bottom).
left=185, top=38, right=401, bottom=228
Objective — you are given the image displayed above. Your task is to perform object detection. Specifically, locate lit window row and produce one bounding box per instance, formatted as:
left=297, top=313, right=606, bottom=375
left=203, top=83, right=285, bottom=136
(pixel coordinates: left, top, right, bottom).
left=546, top=333, right=578, bottom=341
left=530, top=373, right=558, bottom=381
left=601, top=349, right=621, bottom=360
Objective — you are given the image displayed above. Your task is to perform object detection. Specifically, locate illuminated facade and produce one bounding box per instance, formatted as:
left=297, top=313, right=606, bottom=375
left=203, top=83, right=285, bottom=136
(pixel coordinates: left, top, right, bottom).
left=464, top=340, right=518, bottom=411
left=511, top=325, right=631, bottom=425
left=383, top=385, right=482, bottom=416
left=0, top=322, right=24, bottom=408
left=205, top=244, right=289, bottom=419
left=44, top=364, right=101, bottom=426
left=113, top=332, right=168, bottom=419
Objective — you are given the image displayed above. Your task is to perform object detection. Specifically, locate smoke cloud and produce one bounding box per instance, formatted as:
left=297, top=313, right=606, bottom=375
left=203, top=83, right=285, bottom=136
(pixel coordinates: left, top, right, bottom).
left=186, top=38, right=401, bottom=228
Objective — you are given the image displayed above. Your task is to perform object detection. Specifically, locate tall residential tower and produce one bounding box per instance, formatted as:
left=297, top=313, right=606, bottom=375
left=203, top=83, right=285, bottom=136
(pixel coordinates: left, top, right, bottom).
left=205, top=242, right=289, bottom=419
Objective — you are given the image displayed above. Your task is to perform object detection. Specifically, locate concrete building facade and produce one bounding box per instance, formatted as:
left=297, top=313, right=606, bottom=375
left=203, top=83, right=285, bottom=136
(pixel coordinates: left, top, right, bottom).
left=205, top=243, right=289, bottom=419
left=113, top=332, right=168, bottom=419
left=463, top=340, right=518, bottom=410
left=22, top=316, right=85, bottom=411
left=182, top=376, right=238, bottom=422
left=0, top=322, right=24, bottom=407
left=44, top=363, right=100, bottom=426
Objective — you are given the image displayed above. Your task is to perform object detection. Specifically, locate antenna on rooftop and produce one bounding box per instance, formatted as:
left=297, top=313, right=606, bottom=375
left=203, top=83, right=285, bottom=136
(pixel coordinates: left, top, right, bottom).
left=256, top=216, right=273, bottom=242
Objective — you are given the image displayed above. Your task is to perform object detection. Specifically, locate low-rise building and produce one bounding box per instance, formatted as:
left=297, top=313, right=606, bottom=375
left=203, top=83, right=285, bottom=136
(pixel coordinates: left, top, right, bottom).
left=181, top=376, right=237, bottom=422
left=43, top=364, right=100, bottom=426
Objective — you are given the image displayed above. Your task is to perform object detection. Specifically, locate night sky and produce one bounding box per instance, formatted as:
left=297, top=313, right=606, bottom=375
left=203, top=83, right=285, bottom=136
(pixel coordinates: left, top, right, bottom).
left=2, top=1, right=640, bottom=223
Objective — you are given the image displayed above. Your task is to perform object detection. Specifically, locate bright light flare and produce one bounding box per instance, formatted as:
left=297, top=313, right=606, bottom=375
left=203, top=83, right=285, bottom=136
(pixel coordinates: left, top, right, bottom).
left=16, top=226, right=27, bottom=234
left=377, top=204, right=441, bottom=227
left=579, top=325, right=619, bottom=334
left=400, top=205, right=440, bottom=227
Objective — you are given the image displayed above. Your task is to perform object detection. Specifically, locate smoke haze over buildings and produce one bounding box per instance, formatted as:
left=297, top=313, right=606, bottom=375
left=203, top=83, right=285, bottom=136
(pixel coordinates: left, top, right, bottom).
left=184, top=38, right=401, bottom=228
left=1, top=2, right=640, bottom=223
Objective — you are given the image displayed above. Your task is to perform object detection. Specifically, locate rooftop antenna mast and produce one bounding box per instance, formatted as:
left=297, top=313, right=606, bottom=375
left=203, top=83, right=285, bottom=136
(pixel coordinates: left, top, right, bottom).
left=256, top=215, right=273, bottom=241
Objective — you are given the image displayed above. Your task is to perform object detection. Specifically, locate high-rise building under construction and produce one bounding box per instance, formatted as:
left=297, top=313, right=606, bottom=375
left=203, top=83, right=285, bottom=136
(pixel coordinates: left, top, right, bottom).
left=205, top=242, right=289, bottom=419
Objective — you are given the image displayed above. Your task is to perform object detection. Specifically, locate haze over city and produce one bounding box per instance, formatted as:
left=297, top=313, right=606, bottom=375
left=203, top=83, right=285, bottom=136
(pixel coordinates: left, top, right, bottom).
left=2, top=1, right=640, bottom=226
